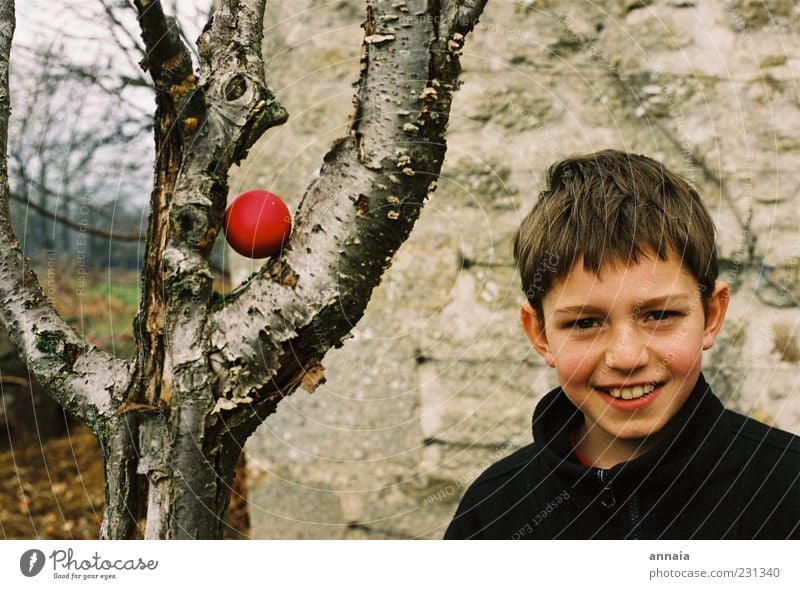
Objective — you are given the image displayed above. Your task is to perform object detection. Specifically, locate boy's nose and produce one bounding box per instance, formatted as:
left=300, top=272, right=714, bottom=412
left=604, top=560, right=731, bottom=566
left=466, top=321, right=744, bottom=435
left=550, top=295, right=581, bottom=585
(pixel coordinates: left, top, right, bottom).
left=604, top=325, right=650, bottom=370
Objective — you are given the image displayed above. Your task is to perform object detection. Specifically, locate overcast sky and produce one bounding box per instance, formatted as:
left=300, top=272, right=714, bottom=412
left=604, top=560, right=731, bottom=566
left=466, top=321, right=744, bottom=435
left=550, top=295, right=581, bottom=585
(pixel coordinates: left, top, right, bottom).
left=9, top=1, right=213, bottom=211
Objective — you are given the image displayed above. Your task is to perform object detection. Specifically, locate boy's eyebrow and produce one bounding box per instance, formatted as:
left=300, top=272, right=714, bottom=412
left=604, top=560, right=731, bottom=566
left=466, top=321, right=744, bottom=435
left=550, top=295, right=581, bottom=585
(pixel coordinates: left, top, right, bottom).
left=553, top=294, right=693, bottom=315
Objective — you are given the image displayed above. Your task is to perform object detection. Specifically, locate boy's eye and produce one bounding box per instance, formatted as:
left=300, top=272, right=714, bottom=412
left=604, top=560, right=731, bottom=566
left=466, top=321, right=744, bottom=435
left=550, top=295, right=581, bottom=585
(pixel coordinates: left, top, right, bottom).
left=647, top=310, right=679, bottom=321
left=568, top=318, right=600, bottom=331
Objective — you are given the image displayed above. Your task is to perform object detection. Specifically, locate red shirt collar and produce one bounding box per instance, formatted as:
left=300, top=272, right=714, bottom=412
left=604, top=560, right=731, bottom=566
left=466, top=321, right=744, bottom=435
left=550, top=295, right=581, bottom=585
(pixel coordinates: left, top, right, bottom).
left=569, top=427, right=594, bottom=467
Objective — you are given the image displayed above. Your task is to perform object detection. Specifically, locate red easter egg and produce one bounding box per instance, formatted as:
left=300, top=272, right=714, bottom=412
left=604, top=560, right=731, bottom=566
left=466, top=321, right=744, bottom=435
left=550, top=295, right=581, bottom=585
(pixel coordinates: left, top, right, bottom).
left=224, top=190, right=292, bottom=258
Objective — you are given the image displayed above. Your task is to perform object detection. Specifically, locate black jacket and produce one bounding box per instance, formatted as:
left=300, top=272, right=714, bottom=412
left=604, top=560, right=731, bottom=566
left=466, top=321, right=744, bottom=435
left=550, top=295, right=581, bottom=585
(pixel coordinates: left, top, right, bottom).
left=444, top=373, right=800, bottom=539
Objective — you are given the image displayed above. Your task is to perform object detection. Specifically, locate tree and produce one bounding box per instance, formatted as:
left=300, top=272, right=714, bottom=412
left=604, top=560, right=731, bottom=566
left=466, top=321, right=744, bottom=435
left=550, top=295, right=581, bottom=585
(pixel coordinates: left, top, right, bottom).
left=0, top=0, right=488, bottom=539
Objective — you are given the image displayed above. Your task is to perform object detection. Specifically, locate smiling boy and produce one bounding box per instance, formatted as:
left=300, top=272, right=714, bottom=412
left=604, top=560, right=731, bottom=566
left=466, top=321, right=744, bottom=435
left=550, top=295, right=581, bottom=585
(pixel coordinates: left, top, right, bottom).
left=444, top=150, right=800, bottom=539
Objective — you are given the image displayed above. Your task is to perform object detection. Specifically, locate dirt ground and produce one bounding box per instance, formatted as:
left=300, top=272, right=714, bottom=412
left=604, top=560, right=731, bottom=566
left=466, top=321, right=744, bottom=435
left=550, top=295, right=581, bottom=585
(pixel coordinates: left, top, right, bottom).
left=1, top=265, right=249, bottom=539
left=0, top=420, right=251, bottom=540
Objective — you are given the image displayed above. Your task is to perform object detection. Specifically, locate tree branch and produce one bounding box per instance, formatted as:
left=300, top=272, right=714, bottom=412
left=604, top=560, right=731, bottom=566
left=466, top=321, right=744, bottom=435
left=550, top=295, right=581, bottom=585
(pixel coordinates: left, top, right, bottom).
left=133, top=0, right=193, bottom=87
left=207, top=0, right=487, bottom=442
left=196, top=0, right=288, bottom=166
left=9, top=149, right=146, bottom=231
left=99, top=0, right=147, bottom=58
left=130, top=0, right=287, bottom=406
left=130, top=0, right=198, bottom=407
left=0, top=0, right=132, bottom=432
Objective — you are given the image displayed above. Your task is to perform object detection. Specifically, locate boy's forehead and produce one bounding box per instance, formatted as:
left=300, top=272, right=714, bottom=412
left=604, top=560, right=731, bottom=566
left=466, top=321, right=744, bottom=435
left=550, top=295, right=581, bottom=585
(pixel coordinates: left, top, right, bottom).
left=545, top=251, right=699, bottom=308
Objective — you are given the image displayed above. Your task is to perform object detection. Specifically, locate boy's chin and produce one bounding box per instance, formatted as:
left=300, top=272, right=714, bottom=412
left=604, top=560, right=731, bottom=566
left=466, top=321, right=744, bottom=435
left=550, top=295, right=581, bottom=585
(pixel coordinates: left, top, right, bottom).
left=610, top=427, right=663, bottom=441
left=602, top=420, right=669, bottom=442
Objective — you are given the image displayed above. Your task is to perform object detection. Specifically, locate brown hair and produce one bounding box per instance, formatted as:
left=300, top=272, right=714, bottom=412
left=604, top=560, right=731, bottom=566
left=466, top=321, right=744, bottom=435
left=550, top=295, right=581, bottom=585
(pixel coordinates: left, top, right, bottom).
left=513, top=149, right=718, bottom=323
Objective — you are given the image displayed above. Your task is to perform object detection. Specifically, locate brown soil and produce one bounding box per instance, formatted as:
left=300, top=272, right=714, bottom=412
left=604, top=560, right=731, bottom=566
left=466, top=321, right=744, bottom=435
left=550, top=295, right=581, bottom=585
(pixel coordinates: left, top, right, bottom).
left=0, top=425, right=251, bottom=539
left=1, top=266, right=249, bottom=539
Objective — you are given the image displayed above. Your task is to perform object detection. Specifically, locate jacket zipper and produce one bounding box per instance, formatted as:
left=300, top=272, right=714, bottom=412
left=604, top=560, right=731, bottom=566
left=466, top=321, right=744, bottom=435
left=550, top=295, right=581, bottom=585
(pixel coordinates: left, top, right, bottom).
left=596, top=469, right=616, bottom=508
left=627, top=493, right=641, bottom=539
left=597, top=469, right=642, bottom=538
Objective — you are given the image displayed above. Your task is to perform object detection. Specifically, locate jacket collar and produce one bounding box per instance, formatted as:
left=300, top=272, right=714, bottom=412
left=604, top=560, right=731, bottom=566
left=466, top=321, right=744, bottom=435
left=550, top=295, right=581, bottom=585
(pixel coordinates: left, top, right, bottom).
left=531, top=372, right=729, bottom=491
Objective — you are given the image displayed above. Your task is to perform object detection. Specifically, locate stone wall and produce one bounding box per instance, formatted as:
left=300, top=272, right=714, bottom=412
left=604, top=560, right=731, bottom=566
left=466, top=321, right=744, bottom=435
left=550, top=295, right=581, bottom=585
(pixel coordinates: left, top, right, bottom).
left=228, top=0, right=800, bottom=538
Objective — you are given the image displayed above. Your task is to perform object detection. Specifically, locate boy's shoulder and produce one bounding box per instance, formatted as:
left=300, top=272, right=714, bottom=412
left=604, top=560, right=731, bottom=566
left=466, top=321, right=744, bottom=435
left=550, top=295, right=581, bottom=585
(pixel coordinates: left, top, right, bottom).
left=468, top=443, right=541, bottom=491
left=722, top=408, right=800, bottom=456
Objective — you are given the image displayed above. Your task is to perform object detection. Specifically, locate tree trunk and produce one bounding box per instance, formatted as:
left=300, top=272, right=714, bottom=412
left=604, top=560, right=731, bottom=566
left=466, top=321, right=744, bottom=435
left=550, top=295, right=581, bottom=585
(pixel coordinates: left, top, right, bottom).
left=0, top=0, right=488, bottom=538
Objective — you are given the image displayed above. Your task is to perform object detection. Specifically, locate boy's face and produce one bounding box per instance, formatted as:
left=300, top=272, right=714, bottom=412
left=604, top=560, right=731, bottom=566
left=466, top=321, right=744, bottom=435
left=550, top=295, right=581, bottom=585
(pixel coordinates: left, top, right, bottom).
left=520, top=250, right=729, bottom=444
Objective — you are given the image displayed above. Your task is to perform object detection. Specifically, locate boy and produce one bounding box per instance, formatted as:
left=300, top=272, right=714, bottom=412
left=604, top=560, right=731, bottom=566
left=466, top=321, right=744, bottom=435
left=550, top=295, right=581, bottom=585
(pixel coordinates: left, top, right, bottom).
left=445, top=150, right=800, bottom=539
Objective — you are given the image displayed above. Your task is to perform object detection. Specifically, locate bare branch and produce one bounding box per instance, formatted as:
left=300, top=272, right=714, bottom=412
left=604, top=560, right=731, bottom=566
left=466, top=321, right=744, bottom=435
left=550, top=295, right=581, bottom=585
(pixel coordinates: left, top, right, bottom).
left=12, top=180, right=142, bottom=232
left=148, top=0, right=290, bottom=538
left=99, top=0, right=147, bottom=57
left=0, top=1, right=132, bottom=432
left=122, top=1, right=289, bottom=537
left=196, top=0, right=288, bottom=166
left=9, top=190, right=143, bottom=241
left=0, top=374, right=29, bottom=387
left=131, top=0, right=289, bottom=406
left=133, top=0, right=193, bottom=87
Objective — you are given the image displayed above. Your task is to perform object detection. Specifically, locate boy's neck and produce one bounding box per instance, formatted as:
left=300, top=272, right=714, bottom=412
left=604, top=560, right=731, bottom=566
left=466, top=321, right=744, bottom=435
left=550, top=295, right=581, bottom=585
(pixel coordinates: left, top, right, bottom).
left=574, top=420, right=661, bottom=469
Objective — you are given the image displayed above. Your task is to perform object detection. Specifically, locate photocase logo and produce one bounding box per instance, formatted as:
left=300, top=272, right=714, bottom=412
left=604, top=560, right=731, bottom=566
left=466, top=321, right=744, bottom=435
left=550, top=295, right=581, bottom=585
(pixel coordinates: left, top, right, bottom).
left=19, top=549, right=46, bottom=577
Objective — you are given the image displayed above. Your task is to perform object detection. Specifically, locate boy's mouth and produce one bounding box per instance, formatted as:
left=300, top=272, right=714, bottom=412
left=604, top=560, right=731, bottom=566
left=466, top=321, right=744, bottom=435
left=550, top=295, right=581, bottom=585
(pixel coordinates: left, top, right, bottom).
left=594, top=382, right=666, bottom=409
left=600, top=382, right=659, bottom=400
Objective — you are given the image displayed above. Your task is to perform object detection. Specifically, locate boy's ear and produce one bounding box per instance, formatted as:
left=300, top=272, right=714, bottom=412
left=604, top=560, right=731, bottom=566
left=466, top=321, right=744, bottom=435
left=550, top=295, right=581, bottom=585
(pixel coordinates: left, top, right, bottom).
left=702, top=280, right=730, bottom=350
left=519, top=300, right=556, bottom=367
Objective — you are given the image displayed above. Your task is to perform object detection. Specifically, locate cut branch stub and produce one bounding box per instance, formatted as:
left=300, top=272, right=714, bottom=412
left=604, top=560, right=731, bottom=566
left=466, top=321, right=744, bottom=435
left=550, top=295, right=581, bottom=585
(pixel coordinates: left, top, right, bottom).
left=224, top=74, right=249, bottom=102
left=197, top=0, right=288, bottom=167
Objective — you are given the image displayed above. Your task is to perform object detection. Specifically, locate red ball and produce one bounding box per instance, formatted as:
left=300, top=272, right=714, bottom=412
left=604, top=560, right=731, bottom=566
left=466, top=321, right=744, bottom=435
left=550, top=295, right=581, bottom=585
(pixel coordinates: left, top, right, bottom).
left=224, top=190, right=292, bottom=258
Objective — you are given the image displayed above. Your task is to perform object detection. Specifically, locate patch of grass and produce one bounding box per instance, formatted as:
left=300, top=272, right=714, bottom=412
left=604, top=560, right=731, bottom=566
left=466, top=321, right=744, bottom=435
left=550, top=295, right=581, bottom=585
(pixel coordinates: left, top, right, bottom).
left=29, top=263, right=230, bottom=360
left=83, top=280, right=141, bottom=310
left=34, top=264, right=140, bottom=358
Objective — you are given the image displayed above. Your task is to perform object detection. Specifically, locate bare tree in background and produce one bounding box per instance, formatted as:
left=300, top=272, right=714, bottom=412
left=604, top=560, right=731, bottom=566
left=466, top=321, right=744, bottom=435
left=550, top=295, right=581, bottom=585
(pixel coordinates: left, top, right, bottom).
left=7, top=2, right=167, bottom=262
left=0, top=0, right=488, bottom=539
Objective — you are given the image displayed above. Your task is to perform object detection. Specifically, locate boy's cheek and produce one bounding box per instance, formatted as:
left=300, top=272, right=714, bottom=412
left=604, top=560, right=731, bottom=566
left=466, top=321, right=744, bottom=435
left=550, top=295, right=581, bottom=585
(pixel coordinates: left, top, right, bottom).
left=661, top=349, right=700, bottom=379
left=553, top=349, right=596, bottom=385
left=657, top=332, right=705, bottom=372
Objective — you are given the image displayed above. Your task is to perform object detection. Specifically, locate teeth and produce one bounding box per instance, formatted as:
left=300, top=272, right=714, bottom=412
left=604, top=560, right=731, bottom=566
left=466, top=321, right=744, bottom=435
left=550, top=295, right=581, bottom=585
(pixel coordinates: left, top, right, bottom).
left=607, top=383, right=656, bottom=399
